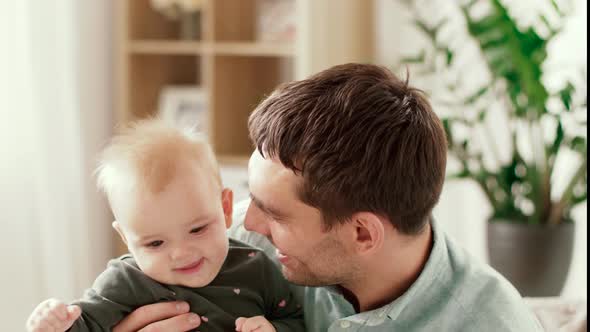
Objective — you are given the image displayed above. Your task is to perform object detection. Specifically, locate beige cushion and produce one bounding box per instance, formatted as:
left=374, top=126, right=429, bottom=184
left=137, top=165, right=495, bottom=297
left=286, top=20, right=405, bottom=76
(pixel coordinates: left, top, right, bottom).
left=525, top=297, right=587, bottom=332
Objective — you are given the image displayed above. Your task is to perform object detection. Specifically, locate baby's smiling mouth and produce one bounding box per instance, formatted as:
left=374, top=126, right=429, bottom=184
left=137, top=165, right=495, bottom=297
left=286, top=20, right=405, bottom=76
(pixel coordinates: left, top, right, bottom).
left=173, top=258, right=204, bottom=273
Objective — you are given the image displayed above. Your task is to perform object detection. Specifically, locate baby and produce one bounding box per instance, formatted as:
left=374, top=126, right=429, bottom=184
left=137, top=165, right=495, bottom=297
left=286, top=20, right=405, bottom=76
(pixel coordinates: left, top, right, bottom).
left=26, top=119, right=304, bottom=332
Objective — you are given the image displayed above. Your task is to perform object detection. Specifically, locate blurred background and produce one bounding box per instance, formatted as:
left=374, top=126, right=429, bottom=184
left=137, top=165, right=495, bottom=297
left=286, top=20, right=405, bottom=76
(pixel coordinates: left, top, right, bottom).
left=0, top=0, right=586, bottom=330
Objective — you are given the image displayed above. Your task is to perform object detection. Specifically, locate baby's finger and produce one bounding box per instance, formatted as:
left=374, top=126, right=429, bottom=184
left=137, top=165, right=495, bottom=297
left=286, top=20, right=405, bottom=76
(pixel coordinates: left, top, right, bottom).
left=63, top=305, right=82, bottom=329
left=49, top=300, right=68, bottom=321
left=25, top=316, right=48, bottom=332
left=25, top=313, right=38, bottom=331
left=42, top=301, right=69, bottom=330
left=67, top=305, right=82, bottom=320
left=235, top=317, right=247, bottom=331
left=44, top=311, right=67, bottom=330
left=26, top=299, right=63, bottom=332
left=240, top=316, right=265, bottom=332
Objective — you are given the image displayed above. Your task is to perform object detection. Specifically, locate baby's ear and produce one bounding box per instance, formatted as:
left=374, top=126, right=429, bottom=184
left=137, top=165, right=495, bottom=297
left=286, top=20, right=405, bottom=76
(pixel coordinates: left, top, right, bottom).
left=112, top=221, right=128, bottom=245
left=221, top=189, right=234, bottom=228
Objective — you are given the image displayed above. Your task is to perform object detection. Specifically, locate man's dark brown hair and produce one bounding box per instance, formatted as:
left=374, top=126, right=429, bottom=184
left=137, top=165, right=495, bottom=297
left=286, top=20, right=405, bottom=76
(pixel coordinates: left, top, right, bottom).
left=248, top=63, right=447, bottom=235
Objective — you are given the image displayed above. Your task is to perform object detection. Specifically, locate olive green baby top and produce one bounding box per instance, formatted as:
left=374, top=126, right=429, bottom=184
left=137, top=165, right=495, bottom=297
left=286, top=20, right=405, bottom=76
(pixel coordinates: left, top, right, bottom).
left=68, top=239, right=304, bottom=332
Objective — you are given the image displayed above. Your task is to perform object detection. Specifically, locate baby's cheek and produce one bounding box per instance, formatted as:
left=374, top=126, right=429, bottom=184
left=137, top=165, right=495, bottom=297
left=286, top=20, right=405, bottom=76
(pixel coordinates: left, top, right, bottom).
left=213, top=236, right=230, bottom=264
left=135, top=252, right=167, bottom=280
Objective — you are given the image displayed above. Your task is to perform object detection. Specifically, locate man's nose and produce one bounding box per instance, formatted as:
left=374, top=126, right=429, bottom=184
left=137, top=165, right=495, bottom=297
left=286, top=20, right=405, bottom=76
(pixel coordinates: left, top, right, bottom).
left=244, top=204, right=270, bottom=236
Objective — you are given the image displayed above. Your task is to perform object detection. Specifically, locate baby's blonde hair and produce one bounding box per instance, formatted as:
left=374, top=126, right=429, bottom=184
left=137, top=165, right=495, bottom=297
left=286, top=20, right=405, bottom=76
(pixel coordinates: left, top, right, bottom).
left=96, top=118, right=221, bottom=203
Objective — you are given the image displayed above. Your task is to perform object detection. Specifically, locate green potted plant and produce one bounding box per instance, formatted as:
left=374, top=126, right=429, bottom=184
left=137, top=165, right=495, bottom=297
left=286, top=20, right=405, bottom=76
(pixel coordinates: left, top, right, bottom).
left=399, top=0, right=587, bottom=296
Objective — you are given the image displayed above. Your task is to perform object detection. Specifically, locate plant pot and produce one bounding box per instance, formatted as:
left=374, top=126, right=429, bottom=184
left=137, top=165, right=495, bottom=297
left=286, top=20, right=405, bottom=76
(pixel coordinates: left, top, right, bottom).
left=487, top=220, right=574, bottom=297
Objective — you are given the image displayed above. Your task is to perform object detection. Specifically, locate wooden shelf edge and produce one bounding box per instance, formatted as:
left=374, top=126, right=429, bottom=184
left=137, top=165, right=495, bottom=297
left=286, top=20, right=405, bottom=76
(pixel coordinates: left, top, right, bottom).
left=128, top=40, right=294, bottom=57
left=213, top=42, right=295, bottom=57
left=129, top=40, right=209, bottom=55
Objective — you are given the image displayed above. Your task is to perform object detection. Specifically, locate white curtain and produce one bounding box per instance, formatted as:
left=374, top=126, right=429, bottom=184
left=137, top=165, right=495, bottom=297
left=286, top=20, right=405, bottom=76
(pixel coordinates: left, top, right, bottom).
left=0, top=1, right=113, bottom=330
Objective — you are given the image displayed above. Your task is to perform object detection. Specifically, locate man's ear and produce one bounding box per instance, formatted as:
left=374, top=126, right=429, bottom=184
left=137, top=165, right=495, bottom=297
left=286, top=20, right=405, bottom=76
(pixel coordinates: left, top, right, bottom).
left=112, top=221, right=128, bottom=246
left=222, top=188, right=234, bottom=228
left=348, top=212, right=385, bottom=255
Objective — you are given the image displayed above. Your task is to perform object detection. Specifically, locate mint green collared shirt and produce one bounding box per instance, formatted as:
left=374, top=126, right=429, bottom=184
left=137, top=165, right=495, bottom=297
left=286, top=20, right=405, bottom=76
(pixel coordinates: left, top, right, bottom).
left=228, top=200, right=543, bottom=331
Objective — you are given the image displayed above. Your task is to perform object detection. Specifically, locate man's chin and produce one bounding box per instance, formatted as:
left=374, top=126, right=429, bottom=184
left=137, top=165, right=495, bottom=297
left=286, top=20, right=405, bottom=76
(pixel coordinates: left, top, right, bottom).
left=281, top=267, right=327, bottom=287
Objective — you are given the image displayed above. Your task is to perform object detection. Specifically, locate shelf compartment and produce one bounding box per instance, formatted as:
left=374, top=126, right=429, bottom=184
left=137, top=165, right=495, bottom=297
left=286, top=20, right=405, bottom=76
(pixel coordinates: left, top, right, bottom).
left=210, top=55, right=294, bottom=157
left=127, top=0, right=183, bottom=40
left=211, top=0, right=297, bottom=45
left=128, top=55, right=201, bottom=120
left=212, top=0, right=257, bottom=42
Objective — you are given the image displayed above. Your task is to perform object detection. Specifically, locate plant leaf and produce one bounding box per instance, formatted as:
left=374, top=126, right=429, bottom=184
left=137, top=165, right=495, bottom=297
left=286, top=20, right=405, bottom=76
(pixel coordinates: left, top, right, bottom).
left=549, top=120, right=564, bottom=156
left=559, top=81, right=575, bottom=111
left=464, top=86, right=489, bottom=105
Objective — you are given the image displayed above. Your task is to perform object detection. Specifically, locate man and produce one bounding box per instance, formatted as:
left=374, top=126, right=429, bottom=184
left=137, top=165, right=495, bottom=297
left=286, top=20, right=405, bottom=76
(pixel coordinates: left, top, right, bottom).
left=113, top=64, right=542, bottom=331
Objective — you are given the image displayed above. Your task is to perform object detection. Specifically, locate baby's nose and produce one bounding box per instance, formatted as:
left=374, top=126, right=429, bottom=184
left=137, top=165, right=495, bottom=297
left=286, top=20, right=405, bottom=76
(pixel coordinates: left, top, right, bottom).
left=170, top=246, right=193, bottom=261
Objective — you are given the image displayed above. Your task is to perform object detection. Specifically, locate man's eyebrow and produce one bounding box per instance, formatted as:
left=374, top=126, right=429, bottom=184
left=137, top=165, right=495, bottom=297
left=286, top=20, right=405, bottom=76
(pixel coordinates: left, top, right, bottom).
left=249, top=193, right=288, bottom=219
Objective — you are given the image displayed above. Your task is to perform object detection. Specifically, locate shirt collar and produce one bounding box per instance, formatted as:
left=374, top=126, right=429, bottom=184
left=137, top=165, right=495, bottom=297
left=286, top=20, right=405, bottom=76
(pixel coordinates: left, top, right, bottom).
left=384, top=218, right=447, bottom=321
left=323, top=219, right=448, bottom=325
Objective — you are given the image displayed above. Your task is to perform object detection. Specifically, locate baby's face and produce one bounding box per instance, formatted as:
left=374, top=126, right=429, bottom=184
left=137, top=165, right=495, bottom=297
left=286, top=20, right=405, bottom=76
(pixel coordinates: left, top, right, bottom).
left=115, top=164, right=232, bottom=288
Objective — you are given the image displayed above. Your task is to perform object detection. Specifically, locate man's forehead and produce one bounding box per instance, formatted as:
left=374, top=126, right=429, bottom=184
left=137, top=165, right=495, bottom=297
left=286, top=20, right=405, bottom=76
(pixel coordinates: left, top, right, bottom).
left=248, top=150, right=302, bottom=202
left=249, top=150, right=298, bottom=181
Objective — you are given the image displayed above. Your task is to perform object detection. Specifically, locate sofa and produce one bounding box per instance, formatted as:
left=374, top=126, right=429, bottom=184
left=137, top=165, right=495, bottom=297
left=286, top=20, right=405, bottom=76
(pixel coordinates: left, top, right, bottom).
left=525, top=297, right=587, bottom=331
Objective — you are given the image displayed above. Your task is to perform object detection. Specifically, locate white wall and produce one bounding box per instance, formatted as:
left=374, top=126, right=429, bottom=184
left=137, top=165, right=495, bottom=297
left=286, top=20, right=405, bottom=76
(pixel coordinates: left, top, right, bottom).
left=0, top=1, right=113, bottom=330
left=375, top=0, right=587, bottom=298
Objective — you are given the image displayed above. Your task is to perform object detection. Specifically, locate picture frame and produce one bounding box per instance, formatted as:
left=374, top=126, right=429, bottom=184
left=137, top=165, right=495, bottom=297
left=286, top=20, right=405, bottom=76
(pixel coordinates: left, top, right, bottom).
left=158, top=85, right=208, bottom=135
left=256, top=0, right=296, bottom=43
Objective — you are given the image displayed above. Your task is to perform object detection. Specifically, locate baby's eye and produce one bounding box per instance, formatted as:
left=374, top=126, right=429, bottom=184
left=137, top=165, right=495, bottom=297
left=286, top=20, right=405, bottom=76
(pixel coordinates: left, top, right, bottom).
left=146, top=240, right=164, bottom=248
left=190, top=225, right=207, bottom=234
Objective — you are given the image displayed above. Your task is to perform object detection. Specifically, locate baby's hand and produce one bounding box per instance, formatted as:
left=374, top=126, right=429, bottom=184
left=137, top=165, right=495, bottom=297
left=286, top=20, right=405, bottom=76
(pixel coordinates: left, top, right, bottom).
left=235, top=316, right=277, bottom=332
left=26, top=298, right=82, bottom=332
